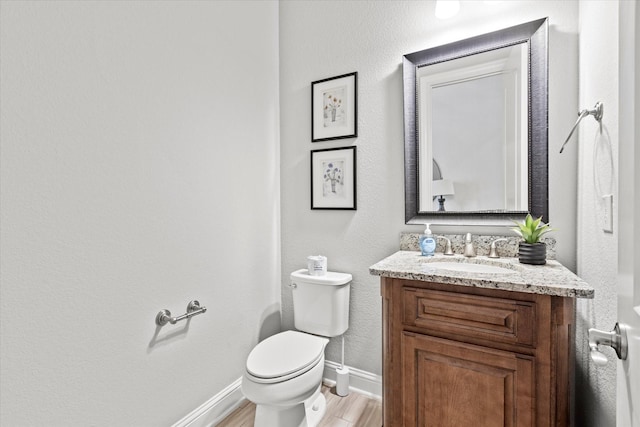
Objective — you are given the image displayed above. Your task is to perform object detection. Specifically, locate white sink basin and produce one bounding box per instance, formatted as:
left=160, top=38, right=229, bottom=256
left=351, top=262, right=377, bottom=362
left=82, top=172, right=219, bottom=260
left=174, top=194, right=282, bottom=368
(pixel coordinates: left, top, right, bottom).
left=427, top=261, right=517, bottom=275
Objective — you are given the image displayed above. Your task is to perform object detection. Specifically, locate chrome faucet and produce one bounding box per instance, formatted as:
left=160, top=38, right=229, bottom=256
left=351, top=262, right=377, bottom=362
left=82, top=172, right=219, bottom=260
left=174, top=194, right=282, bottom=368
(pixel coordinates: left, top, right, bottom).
left=437, top=236, right=454, bottom=255
left=463, top=233, right=476, bottom=257
left=488, top=238, right=508, bottom=258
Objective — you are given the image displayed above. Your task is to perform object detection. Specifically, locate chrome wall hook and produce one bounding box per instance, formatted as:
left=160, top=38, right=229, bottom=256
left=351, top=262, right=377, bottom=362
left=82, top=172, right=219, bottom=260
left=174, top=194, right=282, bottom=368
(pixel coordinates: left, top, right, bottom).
left=559, top=102, right=604, bottom=153
left=156, top=300, right=207, bottom=326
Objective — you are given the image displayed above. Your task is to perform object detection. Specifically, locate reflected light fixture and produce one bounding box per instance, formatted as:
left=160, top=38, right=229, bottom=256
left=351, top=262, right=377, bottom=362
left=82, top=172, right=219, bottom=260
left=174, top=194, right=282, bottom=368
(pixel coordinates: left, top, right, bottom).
left=432, top=179, right=455, bottom=211
left=435, top=0, right=460, bottom=20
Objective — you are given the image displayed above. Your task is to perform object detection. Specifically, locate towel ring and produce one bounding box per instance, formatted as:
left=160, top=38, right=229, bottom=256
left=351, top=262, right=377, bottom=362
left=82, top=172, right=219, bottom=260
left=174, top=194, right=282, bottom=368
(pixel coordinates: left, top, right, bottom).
left=559, top=102, right=604, bottom=153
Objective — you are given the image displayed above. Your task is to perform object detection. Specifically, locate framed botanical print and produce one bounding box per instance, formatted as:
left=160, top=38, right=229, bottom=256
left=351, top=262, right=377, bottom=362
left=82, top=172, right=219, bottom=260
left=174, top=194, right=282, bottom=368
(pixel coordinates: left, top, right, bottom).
left=311, top=146, right=356, bottom=210
left=311, top=72, right=358, bottom=142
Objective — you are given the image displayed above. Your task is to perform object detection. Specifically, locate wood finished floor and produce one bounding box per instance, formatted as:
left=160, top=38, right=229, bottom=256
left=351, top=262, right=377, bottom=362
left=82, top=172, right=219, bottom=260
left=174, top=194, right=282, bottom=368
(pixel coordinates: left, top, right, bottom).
left=216, top=383, right=382, bottom=427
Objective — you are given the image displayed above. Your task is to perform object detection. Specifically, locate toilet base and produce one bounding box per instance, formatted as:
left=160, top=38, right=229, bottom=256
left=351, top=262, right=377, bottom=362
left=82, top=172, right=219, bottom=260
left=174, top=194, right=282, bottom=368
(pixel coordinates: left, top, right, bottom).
left=254, top=384, right=326, bottom=427
left=304, top=386, right=326, bottom=427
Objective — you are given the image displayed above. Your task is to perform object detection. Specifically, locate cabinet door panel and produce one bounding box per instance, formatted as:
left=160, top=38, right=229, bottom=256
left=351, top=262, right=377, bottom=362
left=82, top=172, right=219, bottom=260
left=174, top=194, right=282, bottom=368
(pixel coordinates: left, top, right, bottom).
left=402, top=332, right=534, bottom=427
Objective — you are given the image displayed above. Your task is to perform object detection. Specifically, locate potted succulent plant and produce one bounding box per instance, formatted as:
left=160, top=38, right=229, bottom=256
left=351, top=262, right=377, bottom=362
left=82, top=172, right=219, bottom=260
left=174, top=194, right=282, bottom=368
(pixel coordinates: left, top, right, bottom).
left=512, top=214, right=554, bottom=265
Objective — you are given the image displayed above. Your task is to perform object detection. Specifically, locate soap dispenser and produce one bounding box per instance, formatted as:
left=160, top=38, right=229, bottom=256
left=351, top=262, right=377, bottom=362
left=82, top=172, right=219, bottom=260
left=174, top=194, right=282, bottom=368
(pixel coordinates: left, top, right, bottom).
left=419, top=224, right=437, bottom=257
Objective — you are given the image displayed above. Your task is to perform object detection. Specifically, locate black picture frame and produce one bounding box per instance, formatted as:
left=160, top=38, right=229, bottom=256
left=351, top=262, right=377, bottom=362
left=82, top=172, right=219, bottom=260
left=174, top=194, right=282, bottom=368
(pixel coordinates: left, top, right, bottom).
left=311, top=72, right=358, bottom=142
left=311, top=146, right=357, bottom=210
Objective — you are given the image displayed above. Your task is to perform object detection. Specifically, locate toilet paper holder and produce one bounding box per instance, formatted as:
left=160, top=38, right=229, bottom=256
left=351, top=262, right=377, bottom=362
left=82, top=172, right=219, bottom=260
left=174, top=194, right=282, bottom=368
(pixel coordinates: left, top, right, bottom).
left=156, top=300, right=207, bottom=326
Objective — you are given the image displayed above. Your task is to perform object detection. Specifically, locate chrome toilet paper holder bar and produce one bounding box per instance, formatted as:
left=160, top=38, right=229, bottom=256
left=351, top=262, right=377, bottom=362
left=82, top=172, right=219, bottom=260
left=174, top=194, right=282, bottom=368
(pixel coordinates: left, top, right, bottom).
left=156, top=300, right=207, bottom=326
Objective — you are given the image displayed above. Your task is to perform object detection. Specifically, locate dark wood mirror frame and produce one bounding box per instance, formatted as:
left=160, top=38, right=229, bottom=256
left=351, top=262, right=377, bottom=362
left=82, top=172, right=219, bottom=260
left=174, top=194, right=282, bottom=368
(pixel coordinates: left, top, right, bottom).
left=404, top=18, right=548, bottom=226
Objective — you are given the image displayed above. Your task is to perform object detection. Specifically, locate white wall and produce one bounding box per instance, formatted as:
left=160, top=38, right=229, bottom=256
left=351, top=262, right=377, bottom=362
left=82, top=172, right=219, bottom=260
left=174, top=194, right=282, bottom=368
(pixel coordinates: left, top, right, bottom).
left=0, top=1, right=280, bottom=425
left=575, top=2, right=620, bottom=426
left=280, top=1, right=579, bottom=375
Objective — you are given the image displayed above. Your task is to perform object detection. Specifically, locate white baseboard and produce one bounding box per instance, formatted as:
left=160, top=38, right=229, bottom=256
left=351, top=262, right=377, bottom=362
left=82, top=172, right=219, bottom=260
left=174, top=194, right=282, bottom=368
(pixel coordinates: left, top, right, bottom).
left=171, top=377, right=245, bottom=427
left=173, top=362, right=382, bottom=426
left=322, top=360, right=382, bottom=400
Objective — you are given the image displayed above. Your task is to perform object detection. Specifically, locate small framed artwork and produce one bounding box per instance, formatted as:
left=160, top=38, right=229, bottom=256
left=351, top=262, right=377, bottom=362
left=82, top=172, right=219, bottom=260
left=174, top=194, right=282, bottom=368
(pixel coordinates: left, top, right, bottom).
left=311, top=146, right=357, bottom=210
left=311, top=72, right=357, bottom=142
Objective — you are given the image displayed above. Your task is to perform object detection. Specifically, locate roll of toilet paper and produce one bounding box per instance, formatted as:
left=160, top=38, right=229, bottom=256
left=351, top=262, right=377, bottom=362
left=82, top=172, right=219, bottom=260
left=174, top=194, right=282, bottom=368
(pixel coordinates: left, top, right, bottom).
left=336, top=366, right=350, bottom=397
left=307, top=255, right=327, bottom=276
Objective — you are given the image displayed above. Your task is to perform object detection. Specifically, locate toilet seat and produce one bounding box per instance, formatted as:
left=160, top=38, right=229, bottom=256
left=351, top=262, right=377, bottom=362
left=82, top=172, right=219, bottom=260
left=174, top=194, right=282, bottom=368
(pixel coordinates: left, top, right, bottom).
left=246, top=331, right=328, bottom=384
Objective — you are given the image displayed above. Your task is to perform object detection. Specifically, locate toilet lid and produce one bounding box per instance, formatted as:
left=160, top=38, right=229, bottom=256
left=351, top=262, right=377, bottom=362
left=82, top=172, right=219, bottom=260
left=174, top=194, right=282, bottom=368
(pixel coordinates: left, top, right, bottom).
left=246, top=331, right=328, bottom=380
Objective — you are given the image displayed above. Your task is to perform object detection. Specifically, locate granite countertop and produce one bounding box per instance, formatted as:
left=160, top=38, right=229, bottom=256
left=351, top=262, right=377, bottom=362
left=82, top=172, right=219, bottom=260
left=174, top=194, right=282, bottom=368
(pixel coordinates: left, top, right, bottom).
left=369, top=251, right=594, bottom=298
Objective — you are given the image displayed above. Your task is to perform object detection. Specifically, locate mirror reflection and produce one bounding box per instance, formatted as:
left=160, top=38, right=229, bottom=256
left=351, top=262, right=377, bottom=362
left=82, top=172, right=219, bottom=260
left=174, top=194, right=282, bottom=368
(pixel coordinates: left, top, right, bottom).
left=419, top=45, right=528, bottom=212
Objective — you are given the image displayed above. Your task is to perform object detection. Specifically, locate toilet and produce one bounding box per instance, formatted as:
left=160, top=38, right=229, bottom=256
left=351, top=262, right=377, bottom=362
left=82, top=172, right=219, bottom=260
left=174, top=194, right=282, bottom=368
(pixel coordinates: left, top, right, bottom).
left=241, top=268, right=352, bottom=427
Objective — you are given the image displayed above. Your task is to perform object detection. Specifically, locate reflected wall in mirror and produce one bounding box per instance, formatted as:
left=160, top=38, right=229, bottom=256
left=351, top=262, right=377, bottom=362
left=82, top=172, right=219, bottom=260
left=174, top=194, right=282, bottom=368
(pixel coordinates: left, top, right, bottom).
left=421, top=45, right=528, bottom=212
left=404, top=18, right=548, bottom=226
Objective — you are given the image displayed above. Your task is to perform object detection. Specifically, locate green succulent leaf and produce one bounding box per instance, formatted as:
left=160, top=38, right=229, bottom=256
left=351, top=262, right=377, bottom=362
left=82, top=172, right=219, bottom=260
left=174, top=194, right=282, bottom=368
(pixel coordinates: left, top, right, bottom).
left=511, top=214, right=554, bottom=243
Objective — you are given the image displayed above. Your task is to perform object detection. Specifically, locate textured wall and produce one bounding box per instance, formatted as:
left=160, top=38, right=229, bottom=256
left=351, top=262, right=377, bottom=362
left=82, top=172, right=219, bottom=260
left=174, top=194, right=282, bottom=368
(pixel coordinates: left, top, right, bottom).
left=279, top=1, right=579, bottom=376
left=0, top=1, right=280, bottom=425
left=575, top=2, right=620, bottom=426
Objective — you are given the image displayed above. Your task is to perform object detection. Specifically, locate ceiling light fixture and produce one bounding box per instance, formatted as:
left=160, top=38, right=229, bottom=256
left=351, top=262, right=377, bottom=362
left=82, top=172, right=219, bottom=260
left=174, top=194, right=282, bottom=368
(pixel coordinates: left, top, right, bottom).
left=435, top=0, right=460, bottom=20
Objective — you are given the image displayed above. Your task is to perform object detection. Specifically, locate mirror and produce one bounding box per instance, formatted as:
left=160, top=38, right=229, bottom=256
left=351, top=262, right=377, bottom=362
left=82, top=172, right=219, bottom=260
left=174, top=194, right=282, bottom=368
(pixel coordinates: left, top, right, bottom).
left=404, top=18, right=548, bottom=226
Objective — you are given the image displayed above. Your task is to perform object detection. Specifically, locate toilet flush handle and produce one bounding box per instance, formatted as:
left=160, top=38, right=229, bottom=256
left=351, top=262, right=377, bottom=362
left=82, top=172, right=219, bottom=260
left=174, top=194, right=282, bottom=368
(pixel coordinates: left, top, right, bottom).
left=289, top=282, right=297, bottom=289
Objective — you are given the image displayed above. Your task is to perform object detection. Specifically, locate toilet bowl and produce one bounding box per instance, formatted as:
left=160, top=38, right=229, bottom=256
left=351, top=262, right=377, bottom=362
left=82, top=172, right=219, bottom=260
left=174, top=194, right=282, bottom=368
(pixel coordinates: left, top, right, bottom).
left=241, top=331, right=329, bottom=427
left=241, top=269, right=352, bottom=427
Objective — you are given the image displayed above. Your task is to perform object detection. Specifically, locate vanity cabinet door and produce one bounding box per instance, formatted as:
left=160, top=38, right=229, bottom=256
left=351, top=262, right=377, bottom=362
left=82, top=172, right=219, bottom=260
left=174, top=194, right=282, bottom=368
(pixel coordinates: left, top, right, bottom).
left=402, top=332, right=535, bottom=427
left=381, top=278, right=573, bottom=427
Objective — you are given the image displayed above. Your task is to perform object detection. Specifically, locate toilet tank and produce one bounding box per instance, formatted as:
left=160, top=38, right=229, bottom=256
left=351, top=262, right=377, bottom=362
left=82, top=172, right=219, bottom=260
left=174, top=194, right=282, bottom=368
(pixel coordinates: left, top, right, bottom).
left=290, top=269, right=351, bottom=337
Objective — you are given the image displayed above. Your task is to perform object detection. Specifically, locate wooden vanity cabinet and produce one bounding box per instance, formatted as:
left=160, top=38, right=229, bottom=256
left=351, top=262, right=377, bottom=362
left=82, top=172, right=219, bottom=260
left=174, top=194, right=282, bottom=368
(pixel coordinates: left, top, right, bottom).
left=381, top=277, right=575, bottom=427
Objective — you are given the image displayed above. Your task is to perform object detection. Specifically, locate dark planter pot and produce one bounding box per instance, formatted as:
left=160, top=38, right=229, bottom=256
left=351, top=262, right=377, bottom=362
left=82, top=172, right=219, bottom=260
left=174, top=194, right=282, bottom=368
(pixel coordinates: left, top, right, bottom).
left=518, top=242, right=547, bottom=265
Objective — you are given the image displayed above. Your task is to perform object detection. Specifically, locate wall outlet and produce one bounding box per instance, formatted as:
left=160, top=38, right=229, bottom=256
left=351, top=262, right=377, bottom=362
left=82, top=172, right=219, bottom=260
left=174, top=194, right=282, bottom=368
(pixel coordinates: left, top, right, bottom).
left=602, top=194, right=613, bottom=233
